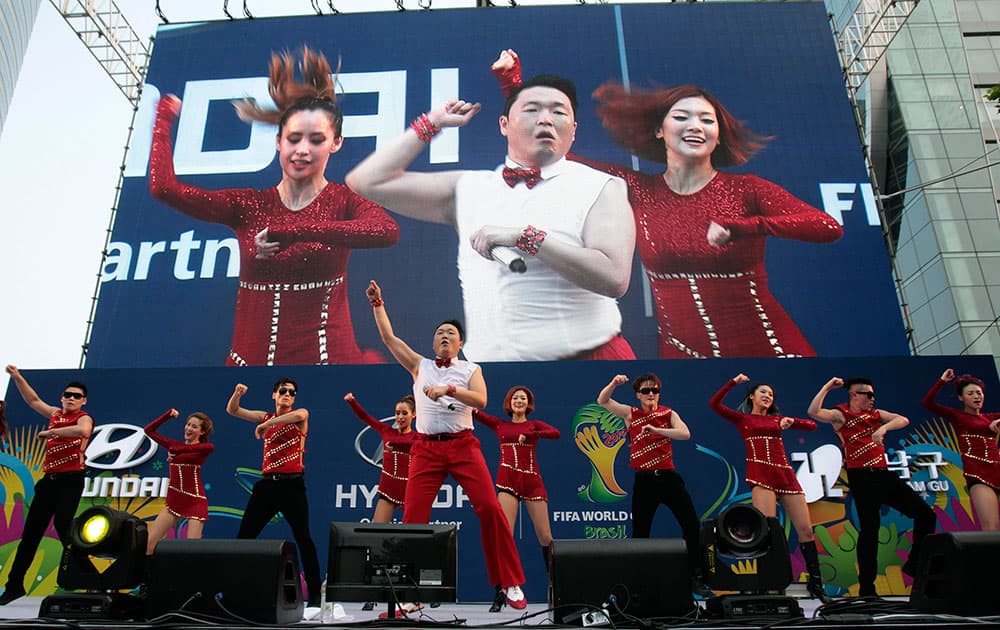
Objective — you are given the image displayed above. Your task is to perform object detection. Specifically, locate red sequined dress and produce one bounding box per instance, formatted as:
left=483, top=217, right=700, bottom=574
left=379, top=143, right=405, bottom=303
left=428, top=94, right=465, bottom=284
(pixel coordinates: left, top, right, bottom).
left=144, top=411, right=215, bottom=520
left=922, top=379, right=1000, bottom=488
left=492, top=61, right=842, bottom=359
left=709, top=379, right=816, bottom=493
left=347, top=398, right=418, bottom=505
left=575, top=162, right=842, bottom=358
left=473, top=409, right=560, bottom=500
left=149, top=100, right=400, bottom=366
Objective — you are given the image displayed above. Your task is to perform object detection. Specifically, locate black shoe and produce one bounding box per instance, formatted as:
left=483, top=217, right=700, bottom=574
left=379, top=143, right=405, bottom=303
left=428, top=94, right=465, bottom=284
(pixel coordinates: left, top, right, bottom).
left=362, top=601, right=377, bottom=611
left=488, top=586, right=506, bottom=613
left=0, top=587, right=25, bottom=606
left=858, top=585, right=878, bottom=598
left=807, top=579, right=832, bottom=604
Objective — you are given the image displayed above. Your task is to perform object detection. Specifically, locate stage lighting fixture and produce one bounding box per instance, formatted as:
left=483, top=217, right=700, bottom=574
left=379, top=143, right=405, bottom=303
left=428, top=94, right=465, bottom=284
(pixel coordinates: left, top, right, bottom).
left=701, top=504, right=792, bottom=592
left=38, top=506, right=147, bottom=620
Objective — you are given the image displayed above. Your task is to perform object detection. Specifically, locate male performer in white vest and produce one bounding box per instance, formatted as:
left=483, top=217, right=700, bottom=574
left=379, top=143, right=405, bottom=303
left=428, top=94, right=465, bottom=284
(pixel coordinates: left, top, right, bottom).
left=346, top=74, right=635, bottom=362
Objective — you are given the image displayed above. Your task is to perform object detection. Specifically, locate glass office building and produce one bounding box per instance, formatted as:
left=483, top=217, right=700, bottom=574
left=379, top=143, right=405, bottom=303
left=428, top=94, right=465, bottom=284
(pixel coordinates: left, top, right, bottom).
left=0, top=0, right=40, bottom=131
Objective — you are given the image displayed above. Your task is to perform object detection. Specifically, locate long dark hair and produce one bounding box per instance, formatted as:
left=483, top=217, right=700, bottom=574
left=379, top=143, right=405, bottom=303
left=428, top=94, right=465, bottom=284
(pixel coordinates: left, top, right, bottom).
left=738, top=383, right=780, bottom=416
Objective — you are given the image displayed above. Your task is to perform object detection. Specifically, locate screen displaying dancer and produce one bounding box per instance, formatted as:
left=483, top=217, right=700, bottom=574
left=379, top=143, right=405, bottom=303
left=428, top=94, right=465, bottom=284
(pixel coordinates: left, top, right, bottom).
left=346, top=74, right=635, bottom=362
left=493, top=50, right=842, bottom=359
left=149, top=47, right=399, bottom=366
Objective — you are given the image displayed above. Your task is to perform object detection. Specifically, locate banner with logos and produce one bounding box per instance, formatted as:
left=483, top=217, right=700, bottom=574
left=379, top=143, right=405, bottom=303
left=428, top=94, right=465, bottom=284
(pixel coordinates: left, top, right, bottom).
left=1, top=355, right=993, bottom=601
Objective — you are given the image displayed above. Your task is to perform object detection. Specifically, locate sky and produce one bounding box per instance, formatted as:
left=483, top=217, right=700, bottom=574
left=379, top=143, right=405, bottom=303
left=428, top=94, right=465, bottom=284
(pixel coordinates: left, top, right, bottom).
left=0, top=0, right=647, bottom=394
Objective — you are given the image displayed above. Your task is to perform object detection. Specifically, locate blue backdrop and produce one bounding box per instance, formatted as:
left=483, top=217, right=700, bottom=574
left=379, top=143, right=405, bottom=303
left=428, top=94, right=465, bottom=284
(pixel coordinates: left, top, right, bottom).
left=2, top=355, right=994, bottom=601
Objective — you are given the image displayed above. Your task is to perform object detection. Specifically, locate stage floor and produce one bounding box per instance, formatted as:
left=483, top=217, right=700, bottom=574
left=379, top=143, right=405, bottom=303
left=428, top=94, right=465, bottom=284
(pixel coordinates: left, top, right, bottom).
left=1, top=594, right=997, bottom=629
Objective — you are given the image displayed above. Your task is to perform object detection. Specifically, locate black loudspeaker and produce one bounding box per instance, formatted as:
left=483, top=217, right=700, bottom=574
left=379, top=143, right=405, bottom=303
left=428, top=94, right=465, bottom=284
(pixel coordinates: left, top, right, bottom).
left=910, top=532, right=1000, bottom=616
left=550, top=538, right=694, bottom=623
left=145, top=539, right=304, bottom=623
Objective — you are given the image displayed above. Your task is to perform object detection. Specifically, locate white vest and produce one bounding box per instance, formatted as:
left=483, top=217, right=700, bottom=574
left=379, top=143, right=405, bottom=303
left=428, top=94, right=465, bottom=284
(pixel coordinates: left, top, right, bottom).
left=454, top=158, right=624, bottom=361
left=413, top=357, right=478, bottom=434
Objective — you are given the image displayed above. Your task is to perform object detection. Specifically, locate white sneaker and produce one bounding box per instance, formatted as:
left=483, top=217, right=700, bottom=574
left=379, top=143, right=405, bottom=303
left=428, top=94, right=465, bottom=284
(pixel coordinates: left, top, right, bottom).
left=505, top=585, right=527, bottom=610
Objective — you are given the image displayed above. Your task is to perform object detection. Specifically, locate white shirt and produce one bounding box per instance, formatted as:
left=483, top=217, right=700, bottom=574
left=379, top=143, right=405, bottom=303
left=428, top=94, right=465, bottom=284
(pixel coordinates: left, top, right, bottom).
left=412, top=357, right=478, bottom=435
left=454, top=158, right=626, bottom=361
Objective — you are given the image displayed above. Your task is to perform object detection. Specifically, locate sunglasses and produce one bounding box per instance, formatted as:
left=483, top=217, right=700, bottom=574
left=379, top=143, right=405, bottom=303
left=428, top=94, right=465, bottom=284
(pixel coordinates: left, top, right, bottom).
left=638, top=387, right=660, bottom=395
left=853, top=391, right=875, bottom=399
left=277, top=387, right=297, bottom=397
left=62, top=391, right=85, bottom=400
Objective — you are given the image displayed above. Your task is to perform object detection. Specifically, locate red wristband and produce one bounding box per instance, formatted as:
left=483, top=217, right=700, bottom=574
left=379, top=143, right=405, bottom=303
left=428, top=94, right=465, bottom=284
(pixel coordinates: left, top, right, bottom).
left=446, top=385, right=457, bottom=396
left=516, top=225, right=546, bottom=256
left=370, top=298, right=384, bottom=307
left=410, top=113, right=441, bottom=143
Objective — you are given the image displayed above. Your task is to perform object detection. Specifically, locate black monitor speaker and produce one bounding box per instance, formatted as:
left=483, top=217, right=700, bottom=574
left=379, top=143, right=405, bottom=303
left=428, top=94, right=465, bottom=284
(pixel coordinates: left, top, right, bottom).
left=326, top=522, right=457, bottom=611
left=910, top=531, right=1000, bottom=616
left=549, top=538, right=694, bottom=623
left=145, top=539, right=303, bottom=624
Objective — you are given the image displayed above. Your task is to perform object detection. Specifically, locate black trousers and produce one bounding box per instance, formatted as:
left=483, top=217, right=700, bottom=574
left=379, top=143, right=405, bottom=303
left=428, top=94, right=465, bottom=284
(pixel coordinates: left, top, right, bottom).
left=846, top=468, right=936, bottom=593
left=5, top=472, right=85, bottom=592
left=631, top=469, right=701, bottom=576
left=237, top=476, right=322, bottom=605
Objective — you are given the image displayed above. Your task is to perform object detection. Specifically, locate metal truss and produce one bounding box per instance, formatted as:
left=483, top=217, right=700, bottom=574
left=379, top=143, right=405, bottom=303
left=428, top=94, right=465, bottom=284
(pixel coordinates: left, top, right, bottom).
left=835, top=0, right=919, bottom=98
left=48, top=0, right=151, bottom=105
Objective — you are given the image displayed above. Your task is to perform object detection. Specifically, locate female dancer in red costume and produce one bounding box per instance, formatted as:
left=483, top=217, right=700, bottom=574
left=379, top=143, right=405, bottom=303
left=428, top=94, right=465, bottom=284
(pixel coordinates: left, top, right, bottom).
left=149, top=48, right=399, bottom=366
left=922, top=369, right=1000, bottom=530
left=493, top=51, right=842, bottom=358
left=143, top=408, right=214, bottom=554
left=344, top=392, right=417, bottom=522
left=709, top=374, right=829, bottom=601
left=473, top=386, right=559, bottom=609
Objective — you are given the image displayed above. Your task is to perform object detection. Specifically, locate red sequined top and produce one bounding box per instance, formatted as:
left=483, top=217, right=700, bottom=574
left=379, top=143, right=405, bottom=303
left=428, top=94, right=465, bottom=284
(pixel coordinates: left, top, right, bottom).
left=922, top=379, right=1000, bottom=488
left=628, top=406, right=676, bottom=471
left=144, top=411, right=214, bottom=499
left=347, top=398, right=418, bottom=481
left=709, top=379, right=816, bottom=491
left=473, top=409, right=560, bottom=475
left=260, top=412, right=306, bottom=474
left=149, top=100, right=399, bottom=366
left=43, top=409, right=91, bottom=473
left=834, top=404, right=887, bottom=469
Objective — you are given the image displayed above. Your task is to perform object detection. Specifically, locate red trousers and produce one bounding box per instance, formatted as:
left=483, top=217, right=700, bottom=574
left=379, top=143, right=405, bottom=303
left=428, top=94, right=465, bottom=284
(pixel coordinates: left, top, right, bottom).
left=403, top=433, right=525, bottom=588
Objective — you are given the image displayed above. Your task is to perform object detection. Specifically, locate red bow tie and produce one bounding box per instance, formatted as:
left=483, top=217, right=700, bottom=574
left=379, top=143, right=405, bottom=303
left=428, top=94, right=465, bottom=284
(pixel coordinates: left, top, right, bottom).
left=502, top=166, right=542, bottom=189
left=435, top=357, right=452, bottom=368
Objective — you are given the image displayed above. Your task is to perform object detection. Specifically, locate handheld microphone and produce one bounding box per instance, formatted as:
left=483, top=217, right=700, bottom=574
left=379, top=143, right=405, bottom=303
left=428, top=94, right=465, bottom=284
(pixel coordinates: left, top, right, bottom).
left=490, top=247, right=527, bottom=273
left=437, top=396, right=457, bottom=412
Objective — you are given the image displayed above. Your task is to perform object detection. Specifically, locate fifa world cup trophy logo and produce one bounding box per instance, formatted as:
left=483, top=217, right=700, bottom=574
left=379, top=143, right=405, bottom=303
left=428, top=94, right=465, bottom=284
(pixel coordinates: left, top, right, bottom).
left=572, top=404, right=628, bottom=503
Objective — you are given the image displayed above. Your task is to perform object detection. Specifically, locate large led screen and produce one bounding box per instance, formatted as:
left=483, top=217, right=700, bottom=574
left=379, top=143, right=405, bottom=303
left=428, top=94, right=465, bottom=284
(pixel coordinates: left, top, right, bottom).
left=87, top=3, right=908, bottom=367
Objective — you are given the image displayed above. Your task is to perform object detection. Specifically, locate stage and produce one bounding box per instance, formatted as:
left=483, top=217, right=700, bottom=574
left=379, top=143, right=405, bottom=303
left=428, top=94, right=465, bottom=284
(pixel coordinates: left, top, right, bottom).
left=1, top=592, right=999, bottom=629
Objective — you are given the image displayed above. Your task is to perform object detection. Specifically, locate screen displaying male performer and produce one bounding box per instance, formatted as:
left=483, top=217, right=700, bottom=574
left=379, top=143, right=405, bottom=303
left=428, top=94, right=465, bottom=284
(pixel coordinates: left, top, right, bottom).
left=346, top=75, right=635, bottom=362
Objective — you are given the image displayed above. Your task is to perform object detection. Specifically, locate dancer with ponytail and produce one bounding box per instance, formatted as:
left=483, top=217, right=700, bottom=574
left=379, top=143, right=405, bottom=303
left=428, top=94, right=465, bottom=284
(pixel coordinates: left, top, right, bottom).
left=709, top=374, right=828, bottom=601
left=149, top=47, right=399, bottom=366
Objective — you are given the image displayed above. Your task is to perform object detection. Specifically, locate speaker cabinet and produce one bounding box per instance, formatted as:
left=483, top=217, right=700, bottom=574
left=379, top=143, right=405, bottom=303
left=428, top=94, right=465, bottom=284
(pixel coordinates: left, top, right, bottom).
left=145, top=539, right=303, bottom=623
left=549, top=538, right=693, bottom=623
left=910, top=531, right=1000, bottom=616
